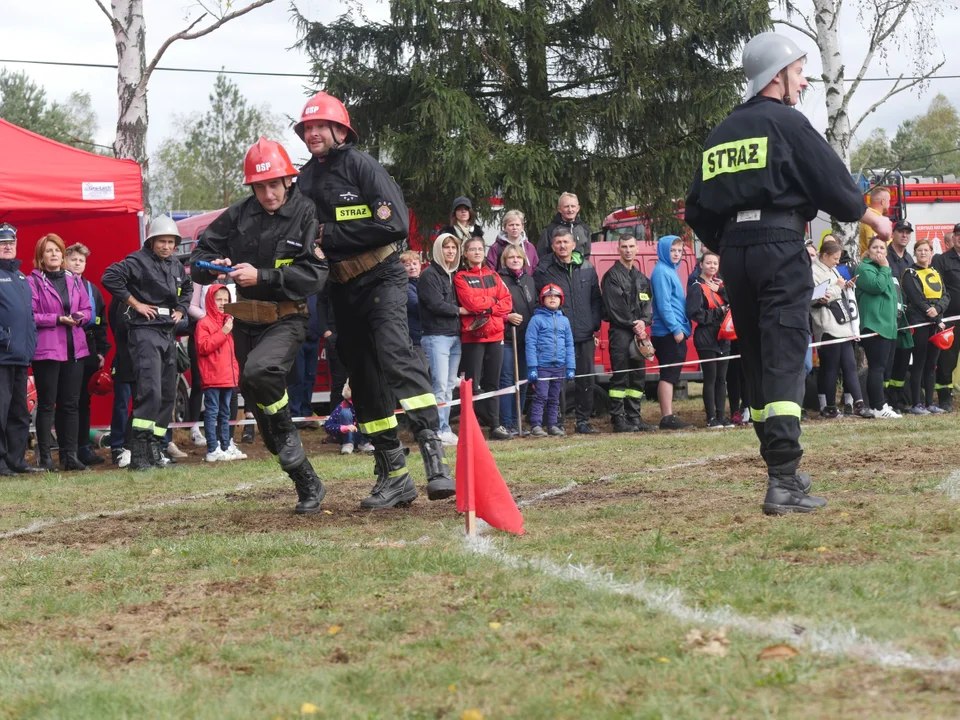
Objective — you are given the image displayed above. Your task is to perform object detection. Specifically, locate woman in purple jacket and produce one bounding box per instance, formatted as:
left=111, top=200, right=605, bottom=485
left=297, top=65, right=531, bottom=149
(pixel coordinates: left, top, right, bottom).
left=30, top=234, right=92, bottom=471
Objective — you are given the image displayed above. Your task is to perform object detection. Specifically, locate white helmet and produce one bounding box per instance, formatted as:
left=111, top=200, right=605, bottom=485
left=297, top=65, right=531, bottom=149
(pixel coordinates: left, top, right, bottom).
left=742, top=32, right=807, bottom=101
left=146, top=215, right=182, bottom=247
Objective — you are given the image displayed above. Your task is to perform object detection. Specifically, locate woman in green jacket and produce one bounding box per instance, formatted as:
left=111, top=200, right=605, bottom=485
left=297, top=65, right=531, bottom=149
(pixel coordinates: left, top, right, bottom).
left=855, top=235, right=902, bottom=418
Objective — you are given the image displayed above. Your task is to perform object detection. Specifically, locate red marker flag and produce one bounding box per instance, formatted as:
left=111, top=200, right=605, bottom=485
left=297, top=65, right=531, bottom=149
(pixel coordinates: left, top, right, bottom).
left=456, top=379, right=525, bottom=535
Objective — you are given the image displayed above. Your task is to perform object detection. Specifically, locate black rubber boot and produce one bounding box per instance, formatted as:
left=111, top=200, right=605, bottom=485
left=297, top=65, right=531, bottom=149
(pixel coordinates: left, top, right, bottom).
left=611, top=415, right=632, bottom=433
left=266, top=407, right=307, bottom=471
left=288, top=458, right=326, bottom=515
left=129, top=431, right=153, bottom=472
left=938, top=387, right=953, bottom=413
left=417, top=429, right=456, bottom=500
left=61, top=453, right=90, bottom=472
left=77, top=445, right=105, bottom=466
left=361, top=447, right=418, bottom=509
left=762, top=466, right=827, bottom=516
left=34, top=445, right=55, bottom=472
left=148, top=437, right=170, bottom=469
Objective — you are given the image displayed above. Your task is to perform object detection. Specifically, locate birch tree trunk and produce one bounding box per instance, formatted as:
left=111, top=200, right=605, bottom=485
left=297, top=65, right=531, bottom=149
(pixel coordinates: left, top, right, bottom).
left=813, top=0, right=851, bottom=168
left=111, top=0, right=150, bottom=197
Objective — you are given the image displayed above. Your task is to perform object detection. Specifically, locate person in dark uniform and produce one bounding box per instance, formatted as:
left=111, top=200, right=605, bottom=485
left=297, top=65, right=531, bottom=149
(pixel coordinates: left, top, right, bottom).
left=885, top=221, right=915, bottom=411
left=190, top=138, right=328, bottom=515
left=295, top=91, right=456, bottom=510
left=0, top=223, right=42, bottom=477
left=685, top=32, right=892, bottom=515
left=102, top=216, right=193, bottom=471
left=601, top=233, right=655, bottom=432
left=933, top=222, right=960, bottom=411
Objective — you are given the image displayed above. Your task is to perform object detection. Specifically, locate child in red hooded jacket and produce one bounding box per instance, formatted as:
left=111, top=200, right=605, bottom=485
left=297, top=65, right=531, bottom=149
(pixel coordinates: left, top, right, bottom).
left=195, top=284, right=242, bottom=462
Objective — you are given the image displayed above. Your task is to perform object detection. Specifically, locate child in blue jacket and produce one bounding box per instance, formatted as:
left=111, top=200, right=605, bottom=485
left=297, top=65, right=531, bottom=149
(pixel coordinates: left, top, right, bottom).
left=323, top=380, right=373, bottom=454
left=525, top=284, right=576, bottom=437
left=651, top=235, right=693, bottom=430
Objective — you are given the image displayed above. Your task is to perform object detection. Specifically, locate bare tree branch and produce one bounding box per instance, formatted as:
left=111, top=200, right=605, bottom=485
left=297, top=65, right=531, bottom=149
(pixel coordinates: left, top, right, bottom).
left=144, top=0, right=276, bottom=85
left=850, top=60, right=946, bottom=136
left=842, top=1, right=912, bottom=115
left=92, top=0, right=122, bottom=34
left=772, top=19, right=818, bottom=42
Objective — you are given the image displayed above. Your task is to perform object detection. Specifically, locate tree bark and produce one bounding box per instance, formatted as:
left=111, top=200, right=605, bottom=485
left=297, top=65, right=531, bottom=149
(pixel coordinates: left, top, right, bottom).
left=813, top=0, right=850, bottom=168
left=110, top=0, right=150, bottom=205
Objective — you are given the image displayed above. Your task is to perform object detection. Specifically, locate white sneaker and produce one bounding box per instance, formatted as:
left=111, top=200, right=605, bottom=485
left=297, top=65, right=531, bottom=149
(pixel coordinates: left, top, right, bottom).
left=439, top=430, right=459, bottom=447
left=205, top=448, right=227, bottom=462
left=190, top=426, right=206, bottom=446
left=118, top=448, right=131, bottom=468
left=358, top=441, right=374, bottom=453
left=224, top=442, right=247, bottom=460
left=875, top=404, right=902, bottom=419
left=166, top=442, right=188, bottom=459
left=340, top=442, right=354, bottom=455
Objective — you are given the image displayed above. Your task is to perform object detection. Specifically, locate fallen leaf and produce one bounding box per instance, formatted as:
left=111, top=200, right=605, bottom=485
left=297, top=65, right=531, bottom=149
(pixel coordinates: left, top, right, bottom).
left=816, top=546, right=828, bottom=553
left=657, top=657, right=670, bottom=663
left=757, top=644, right=800, bottom=661
left=840, top=512, right=849, bottom=517
left=461, top=710, right=484, bottom=720
left=232, top=558, right=240, bottom=564
left=328, top=625, right=342, bottom=635
left=683, top=627, right=730, bottom=657
left=449, top=684, right=457, bottom=692
left=323, top=510, right=333, bottom=515
left=301, top=702, right=319, bottom=714
left=488, top=621, right=501, bottom=629
left=150, top=548, right=162, bottom=556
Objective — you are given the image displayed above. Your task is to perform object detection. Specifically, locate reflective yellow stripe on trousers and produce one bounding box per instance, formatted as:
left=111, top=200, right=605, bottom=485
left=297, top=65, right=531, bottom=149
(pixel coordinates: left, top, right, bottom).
left=359, top=414, right=399, bottom=435
left=258, top=390, right=289, bottom=416
left=132, top=418, right=155, bottom=431
left=608, top=389, right=626, bottom=399
left=399, top=393, right=437, bottom=412
left=624, top=389, right=643, bottom=398
left=751, top=402, right=802, bottom=423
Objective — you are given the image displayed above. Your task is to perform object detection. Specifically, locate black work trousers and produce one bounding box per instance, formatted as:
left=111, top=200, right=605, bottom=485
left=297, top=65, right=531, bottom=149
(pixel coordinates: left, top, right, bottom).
left=234, top=315, right=307, bottom=457
left=860, top=332, right=894, bottom=411
left=608, top=327, right=645, bottom=423
left=699, top=348, right=729, bottom=421
left=129, top=326, right=177, bottom=440
left=726, top=341, right=748, bottom=416
left=329, top=256, right=439, bottom=451
left=461, top=341, right=504, bottom=430
left=0, top=365, right=31, bottom=469
left=571, top=340, right=595, bottom=424
left=78, top=354, right=100, bottom=450
left=33, top=358, right=84, bottom=456
left=721, top=239, right=810, bottom=473
left=909, top=325, right=940, bottom=407
left=325, top=331, right=348, bottom=409
left=187, top=335, right=203, bottom=423
left=935, top=320, right=958, bottom=403
left=817, top=333, right=862, bottom=406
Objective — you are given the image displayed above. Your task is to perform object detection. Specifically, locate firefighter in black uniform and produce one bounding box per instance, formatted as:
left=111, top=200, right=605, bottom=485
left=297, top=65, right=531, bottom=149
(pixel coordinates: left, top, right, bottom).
left=190, top=138, right=328, bottom=515
left=295, top=91, right=456, bottom=510
left=102, top=216, right=193, bottom=471
left=685, top=32, right=892, bottom=515
left=933, top=224, right=960, bottom=411
left=601, top=233, right=655, bottom=432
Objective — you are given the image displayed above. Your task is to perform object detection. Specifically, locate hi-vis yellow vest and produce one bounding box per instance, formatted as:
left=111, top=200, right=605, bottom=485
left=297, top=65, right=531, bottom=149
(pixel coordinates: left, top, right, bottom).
left=915, top=267, right=944, bottom=300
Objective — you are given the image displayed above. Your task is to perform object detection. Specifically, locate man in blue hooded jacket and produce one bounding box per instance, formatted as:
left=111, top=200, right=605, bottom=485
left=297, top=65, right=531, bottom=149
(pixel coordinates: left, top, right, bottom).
left=650, top=236, right=693, bottom=430
left=0, top=223, right=41, bottom=476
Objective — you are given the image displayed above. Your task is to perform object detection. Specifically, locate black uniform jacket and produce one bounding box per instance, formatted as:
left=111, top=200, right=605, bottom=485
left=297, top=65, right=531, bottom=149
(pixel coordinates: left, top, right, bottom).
left=498, top=267, right=537, bottom=346
left=933, top=248, right=960, bottom=317
left=297, top=144, right=409, bottom=263
left=685, top=96, right=867, bottom=251
left=533, top=252, right=602, bottom=344
left=601, top=261, right=653, bottom=332
left=102, top=246, right=193, bottom=329
left=189, top=185, right=326, bottom=302
left=685, top=277, right=730, bottom=354
left=902, top=264, right=951, bottom=326
left=82, top=281, right=111, bottom=359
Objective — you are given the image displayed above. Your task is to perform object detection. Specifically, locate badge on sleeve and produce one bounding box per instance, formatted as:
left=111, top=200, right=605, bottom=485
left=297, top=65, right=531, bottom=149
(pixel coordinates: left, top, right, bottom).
left=314, top=245, right=326, bottom=261
left=375, top=201, right=393, bottom=221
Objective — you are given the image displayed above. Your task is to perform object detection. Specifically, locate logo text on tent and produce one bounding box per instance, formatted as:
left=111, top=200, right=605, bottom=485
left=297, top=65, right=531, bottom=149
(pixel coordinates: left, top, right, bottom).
left=255, top=162, right=271, bottom=172
left=81, top=182, right=115, bottom=201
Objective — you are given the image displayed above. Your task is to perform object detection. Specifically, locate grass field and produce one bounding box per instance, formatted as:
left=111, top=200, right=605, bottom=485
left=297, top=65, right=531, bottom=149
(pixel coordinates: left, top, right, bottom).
left=1, top=398, right=959, bottom=719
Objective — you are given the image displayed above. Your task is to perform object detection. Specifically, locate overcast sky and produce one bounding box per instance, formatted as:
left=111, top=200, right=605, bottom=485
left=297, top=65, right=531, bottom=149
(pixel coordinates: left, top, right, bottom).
left=4, top=0, right=959, bottom=168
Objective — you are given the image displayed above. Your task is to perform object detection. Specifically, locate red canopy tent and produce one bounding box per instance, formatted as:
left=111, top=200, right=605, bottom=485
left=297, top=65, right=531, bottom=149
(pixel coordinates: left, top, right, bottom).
left=0, top=118, right=144, bottom=426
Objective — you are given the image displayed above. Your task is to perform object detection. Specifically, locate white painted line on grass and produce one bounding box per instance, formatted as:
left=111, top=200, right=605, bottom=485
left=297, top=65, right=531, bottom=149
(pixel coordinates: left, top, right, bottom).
left=938, top=470, right=960, bottom=500
left=464, top=536, right=960, bottom=673
left=0, top=477, right=282, bottom=541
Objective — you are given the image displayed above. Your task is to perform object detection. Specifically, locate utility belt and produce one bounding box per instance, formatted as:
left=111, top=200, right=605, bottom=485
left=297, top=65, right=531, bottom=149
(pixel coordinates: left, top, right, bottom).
left=329, top=243, right=398, bottom=284
left=225, top=299, right=308, bottom=324
left=723, top=210, right=806, bottom=237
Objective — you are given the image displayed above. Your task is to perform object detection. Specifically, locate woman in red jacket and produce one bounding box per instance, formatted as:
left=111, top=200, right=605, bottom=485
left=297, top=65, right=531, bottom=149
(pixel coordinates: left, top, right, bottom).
left=454, top=237, right=514, bottom=440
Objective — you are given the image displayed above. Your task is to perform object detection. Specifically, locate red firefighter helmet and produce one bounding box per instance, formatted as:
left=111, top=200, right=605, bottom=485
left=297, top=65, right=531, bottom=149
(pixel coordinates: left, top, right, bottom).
left=931, top=326, right=955, bottom=350
left=718, top=309, right=737, bottom=341
left=26, top=374, right=37, bottom=414
left=294, top=91, right=359, bottom=144
left=539, top=284, right=565, bottom=305
left=243, top=137, right=299, bottom=185
left=88, top=368, right=114, bottom=396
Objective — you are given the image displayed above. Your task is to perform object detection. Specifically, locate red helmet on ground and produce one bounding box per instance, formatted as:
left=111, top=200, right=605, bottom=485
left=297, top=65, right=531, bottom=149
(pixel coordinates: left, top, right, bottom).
left=294, top=91, right=359, bottom=144
left=540, top=284, right=565, bottom=305
left=243, top=137, right=299, bottom=185
left=88, top=368, right=114, bottom=396
left=931, top=326, right=955, bottom=350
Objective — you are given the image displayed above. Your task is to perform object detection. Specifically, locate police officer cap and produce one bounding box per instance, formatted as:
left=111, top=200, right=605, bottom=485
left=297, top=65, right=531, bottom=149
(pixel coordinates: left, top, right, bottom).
left=146, top=215, right=182, bottom=247
left=894, top=220, right=914, bottom=233
left=742, top=32, right=807, bottom=101
left=451, top=196, right=473, bottom=212
left=953, top=222, right=960, bottom=234
left=0, top=222, right=16, bottom=242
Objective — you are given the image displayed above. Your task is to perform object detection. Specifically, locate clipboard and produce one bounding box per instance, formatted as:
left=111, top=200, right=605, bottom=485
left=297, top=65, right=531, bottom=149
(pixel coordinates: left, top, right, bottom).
left=811, top=280, right=830, bottom=301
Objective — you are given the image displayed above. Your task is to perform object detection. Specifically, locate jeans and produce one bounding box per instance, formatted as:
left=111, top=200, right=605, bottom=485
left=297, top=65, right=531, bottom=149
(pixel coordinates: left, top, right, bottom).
left=203, top=387, right=233, bottom=453
left=420, top=334, right=461, bottom=433
left=287, top=337, right=321, bottom=417
left=530, top=366, right=564, bottom=427
left=499, top=341, right=527, bottom=429
left=332, top=405, right=365, bottom=446
left=110, top=381, right=133, bottom=451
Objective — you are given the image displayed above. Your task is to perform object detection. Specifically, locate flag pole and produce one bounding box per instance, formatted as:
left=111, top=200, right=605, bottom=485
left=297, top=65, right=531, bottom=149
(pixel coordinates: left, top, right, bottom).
left=512, top=325, right=523, bottom=437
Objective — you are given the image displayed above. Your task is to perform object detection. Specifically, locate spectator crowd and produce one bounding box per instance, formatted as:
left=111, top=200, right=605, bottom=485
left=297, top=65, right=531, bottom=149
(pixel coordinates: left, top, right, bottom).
left=1, top=190, right=959, bottom=475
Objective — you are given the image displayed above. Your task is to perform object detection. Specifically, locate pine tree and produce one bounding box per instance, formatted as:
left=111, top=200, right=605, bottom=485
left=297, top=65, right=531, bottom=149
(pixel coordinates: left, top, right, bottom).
left=296, top=0, right=770, bottom=235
